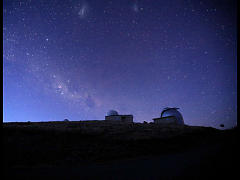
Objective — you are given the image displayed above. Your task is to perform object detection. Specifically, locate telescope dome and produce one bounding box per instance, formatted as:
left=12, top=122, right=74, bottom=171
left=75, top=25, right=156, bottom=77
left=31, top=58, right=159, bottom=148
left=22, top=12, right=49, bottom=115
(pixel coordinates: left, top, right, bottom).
left=161, top=107, right=184, bottom=125
left=107, top=110, right=119, bottom=116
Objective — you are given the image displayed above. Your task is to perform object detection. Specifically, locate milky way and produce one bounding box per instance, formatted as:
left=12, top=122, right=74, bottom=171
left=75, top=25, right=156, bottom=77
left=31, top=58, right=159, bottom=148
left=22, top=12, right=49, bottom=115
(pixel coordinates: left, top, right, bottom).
left=3, top=0, right=237, bottom=129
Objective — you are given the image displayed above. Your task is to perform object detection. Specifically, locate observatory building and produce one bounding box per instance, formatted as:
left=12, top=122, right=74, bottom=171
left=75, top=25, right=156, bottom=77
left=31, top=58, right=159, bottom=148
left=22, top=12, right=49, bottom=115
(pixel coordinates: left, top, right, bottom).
left=153, top=107, right=184, bottom=125
left=105, top=110, right=133, bottom=123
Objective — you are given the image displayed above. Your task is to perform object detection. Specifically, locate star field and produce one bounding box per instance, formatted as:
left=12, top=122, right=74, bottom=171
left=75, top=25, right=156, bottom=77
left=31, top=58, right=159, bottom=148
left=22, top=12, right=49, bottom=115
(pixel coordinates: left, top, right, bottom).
left=3, top=0, right=237, bottom=129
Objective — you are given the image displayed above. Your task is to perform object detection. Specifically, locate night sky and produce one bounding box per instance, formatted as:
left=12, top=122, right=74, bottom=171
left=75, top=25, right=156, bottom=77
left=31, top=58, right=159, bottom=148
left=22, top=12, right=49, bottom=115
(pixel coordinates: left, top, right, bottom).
left=3, top=0, right=237, bottom=129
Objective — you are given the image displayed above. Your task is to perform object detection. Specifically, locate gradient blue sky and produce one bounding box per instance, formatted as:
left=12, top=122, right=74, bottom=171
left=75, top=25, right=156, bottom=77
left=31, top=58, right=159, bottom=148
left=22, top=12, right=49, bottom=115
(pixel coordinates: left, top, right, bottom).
left=3, top=0, right=237, bottom=129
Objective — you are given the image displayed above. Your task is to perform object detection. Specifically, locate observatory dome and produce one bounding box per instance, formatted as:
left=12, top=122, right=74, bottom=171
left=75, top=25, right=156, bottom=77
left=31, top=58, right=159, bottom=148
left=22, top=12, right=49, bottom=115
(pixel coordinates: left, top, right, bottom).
left=107, top=110, right=119, bottom=116
left=161, top=107, right=184, bottom=125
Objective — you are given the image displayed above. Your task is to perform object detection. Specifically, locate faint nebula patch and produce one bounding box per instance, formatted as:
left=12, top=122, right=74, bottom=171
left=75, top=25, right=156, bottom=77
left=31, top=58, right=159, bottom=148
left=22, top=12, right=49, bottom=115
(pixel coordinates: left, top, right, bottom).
left=75, top=1, right=89, bottom=19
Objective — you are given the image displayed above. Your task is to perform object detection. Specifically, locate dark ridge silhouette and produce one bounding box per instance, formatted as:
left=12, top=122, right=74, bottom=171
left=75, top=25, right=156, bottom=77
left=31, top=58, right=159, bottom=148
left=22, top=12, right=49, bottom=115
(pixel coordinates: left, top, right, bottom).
left=3, top=121, right=237, bottom=179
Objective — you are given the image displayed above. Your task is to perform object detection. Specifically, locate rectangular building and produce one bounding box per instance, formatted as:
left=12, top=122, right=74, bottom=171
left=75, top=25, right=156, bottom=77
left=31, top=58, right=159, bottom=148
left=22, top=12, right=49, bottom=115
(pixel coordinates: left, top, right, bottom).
left=153, top=116, right=177, bottom=124
left=105, top=115, right=133, bottom=123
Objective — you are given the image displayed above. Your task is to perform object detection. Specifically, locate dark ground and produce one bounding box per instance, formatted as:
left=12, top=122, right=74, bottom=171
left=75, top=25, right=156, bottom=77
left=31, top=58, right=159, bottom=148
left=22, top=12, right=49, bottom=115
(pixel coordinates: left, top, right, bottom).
left=3, top=121, right=238, bottom=179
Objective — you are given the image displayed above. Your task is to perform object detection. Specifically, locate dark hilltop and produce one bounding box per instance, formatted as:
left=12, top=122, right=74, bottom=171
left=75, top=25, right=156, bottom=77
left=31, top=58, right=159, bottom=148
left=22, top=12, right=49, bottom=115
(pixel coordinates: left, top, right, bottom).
left=3, top=120, right=238, bottom=179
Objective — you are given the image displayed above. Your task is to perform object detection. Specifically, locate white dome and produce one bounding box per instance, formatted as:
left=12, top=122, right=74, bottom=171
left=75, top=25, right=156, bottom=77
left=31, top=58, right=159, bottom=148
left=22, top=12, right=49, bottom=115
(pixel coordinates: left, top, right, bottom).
left=161, top=107, right=184, bottom=125
left=107, top=110, right=119, bottom=116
